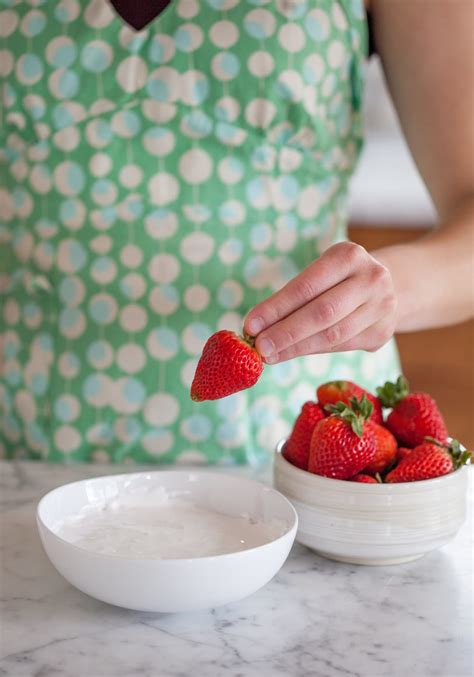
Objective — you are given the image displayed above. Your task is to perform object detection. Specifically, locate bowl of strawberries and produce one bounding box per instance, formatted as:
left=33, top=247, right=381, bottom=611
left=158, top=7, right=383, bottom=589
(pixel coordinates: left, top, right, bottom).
left=274, top=376, right=472, bottom=566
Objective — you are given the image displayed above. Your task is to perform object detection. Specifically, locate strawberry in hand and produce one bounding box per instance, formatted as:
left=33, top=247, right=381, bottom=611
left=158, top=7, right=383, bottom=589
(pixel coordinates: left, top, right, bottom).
left=308, top=395, right=376, bottom=480
left=284, top=401, right=325, bottom=470
left=316, top=380, right=383, bottom=424
left=377, top=376, right=448, bottom=448
left=386, top=438, right=472, bottom=483
left=190, top=330, right=263, bottom=402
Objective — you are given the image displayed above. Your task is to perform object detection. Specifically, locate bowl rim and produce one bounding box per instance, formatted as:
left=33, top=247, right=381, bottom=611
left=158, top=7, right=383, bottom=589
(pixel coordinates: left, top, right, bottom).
left=275, top=439, right=470, bottom=491
left=36, top=469, right=298, bottom=564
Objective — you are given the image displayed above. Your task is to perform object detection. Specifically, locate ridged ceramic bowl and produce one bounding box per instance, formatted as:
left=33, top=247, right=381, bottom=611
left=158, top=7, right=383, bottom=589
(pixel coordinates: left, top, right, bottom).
left=274, top=441, right=469, bottom=565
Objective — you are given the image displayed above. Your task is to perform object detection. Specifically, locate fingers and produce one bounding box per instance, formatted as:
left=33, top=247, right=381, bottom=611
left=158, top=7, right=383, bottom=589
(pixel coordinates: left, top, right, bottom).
left=244, top=242, right=367, bottom=336
left=272, top=302, right=395, bottom=363
left=254, top=276, right=368, bottom=361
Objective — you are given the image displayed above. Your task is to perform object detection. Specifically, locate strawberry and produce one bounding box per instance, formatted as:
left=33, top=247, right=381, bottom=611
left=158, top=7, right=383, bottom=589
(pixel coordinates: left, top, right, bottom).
left=377, top=376, right=448, bottom=447
left=362, top=422, right=397, bottom=475
left=283, top=402, right=325, bottom=470
left=386, top=438, right=472, bottom=483
left=396, top=447, right=413, bottom=463
left=316, top=380, right=383, bottom=424
left=350, top=474, right=379, bottom=484
left=190, top=330, right=263, bottom=401
left=308, top=395, right=376, bottom=480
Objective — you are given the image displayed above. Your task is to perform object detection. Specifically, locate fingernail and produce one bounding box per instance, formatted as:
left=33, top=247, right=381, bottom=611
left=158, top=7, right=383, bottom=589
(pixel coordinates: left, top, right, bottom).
left=258, top=337, right=275, bottom=358
left=265, top=354, right=279, bottom=365
left=247, top=316, right=264, bottom=336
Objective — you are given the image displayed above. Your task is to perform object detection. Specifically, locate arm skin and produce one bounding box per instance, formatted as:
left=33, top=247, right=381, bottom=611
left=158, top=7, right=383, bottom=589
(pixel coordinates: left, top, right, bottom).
left=244, top=0, right=474, bottom=364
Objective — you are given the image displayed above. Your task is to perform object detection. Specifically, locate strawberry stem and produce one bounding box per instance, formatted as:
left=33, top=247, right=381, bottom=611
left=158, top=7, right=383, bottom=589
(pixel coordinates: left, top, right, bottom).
left=242, top=331, right=256, bottom=348
left=324, top=394, right=373, bottom=438
left=376, top=375, right=409, bottom=408
left=424, top=437, right=473, bottom=470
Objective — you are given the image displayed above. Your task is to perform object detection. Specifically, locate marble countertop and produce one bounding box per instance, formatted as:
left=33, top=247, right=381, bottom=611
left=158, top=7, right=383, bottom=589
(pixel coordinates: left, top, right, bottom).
left=1, top=461, right=472, bottom=677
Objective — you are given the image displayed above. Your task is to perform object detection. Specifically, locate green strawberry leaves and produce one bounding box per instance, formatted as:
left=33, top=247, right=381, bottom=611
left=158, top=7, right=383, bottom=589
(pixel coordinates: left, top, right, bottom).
left=325, top=394, right=374, bottom=438
left=376, top=375, right=409, bottom=408
left=424, top=436, right=473, bottom=469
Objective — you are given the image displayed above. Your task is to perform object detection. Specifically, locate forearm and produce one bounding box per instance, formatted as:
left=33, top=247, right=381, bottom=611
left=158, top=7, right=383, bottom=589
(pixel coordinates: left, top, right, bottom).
left=372, top=197, right=474, bottom=332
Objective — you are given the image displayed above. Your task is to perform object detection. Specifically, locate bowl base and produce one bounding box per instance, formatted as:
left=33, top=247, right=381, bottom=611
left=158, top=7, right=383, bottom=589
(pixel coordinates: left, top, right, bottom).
left=309, top=549, right=426, bottom=566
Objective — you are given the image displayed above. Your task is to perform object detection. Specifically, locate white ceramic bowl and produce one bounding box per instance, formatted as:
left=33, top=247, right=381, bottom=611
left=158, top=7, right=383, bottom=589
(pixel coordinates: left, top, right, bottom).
left=37, top=471, right=297, bottom=613
left=274, top=441, right=469, bottom=566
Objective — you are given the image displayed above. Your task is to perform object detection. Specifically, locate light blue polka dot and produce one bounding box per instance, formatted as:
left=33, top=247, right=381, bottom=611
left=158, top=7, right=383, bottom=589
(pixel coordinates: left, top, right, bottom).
left=95, top=119, right=113, bottom=142
left=38, top=333, right=53, bottom=352
left=28, top=100, right=46, bottom=120
left=244, top=20, right=267, bottom=39
left=147, top=77, right=170, bottom=102
left=193, top=77, right=209, bottom=104
left=87, top=341, right=107, bottom=364
left=216, top=421, right=244, bottom=445
left=251, top=223, right=272, bottom=248
left=27, top=422, right=47, bottom=446
left=83, top=375, right=100, bottom=398
left=21, top=54, right=43, bottom=80
left=125, top=32, right=147, bottom=53
left=215, top=122, right=240, bottom=144
left=280, top=176, right=299, bottom=201
left=5, top=368, right=21, bottom=387
left=122, top=111, right=141, bottom=135
left=123, top=417, right=142, bottom=440
left=24, top=12, right=46, bottom=36
left=66, top=240, right=87, bottom=270
left=31, top=373, right=49, bottom=395
left=148, top=38, right=165, bottom=63
left=123, top=378, right=145, bottom=405
left=66, top=163, right=85, bottom=194
left=58, top=70, right=80, bottom=98
left=24, top=302, right=40, bottom=320
left=160, top=285, right=179, bottom=303
left=305, top=14, right=327, bottom=41
left=59, top=277, right=81, bottom=305
left=182, top=415, right=212, bottom=441
left=219, top=52, right=240, bottom=77
left=226, top=239, right=243, bottom=257
left=154, top=327, right=179, bottom=352
left=246, top=177, right=266, bottom=203
left=50, top=43, right=77, bottom=68
left=4, top=340, right=18, bottom=359
left=218, top=201, right=240, bottom=223
left=174, top=27, right=192, bottom=51
left=181, top=110, right=213, bottom=137
left=64, top=351, right=80, bottom=374
left=217, top=284, right=239, bottom=308
left=54, top=396, right=73, bottom=421
left=89, top=298, right=114, bottom=324
left=59, top=307, right=82, bottom=331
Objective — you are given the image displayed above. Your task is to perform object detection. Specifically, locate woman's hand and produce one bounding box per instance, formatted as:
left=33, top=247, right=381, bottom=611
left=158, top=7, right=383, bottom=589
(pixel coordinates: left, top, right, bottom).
left=244, top=242, right=398, bottom=364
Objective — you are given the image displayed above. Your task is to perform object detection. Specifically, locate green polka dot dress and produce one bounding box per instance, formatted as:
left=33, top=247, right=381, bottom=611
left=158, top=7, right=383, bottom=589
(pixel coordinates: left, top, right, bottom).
left=0, top=0, right=400, bottom=465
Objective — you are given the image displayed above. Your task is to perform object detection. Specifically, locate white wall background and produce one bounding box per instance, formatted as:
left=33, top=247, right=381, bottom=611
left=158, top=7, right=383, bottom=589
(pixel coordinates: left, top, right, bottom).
left=348, top=58, right=436, bottom=226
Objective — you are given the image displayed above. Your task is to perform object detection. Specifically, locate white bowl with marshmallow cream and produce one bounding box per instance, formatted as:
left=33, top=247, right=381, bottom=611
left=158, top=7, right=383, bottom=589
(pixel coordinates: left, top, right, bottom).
left=37, top=471, right=297, bottom=613
left=274, top=441, right=469, bottom=566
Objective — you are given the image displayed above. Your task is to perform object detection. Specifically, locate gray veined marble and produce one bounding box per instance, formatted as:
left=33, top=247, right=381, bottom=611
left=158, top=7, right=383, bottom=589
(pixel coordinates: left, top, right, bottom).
left=0, top=461, right=472, bottom=677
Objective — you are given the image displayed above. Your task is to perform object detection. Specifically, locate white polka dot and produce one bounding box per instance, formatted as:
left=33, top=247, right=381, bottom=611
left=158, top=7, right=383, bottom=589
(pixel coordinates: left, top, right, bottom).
left=179, top=148, right=213, bottom=184
left=53, top=127, right=80, bottom=152
left=180, top=231, right=214, bottom=265
left=90, top=256, right=117, bottom=284
left=306, top=8, right=330, bottom=41
left=257, top=418, right=289, bottom=452
left=182, top=323, right=211, bottom=356
left=54, top=394, right=80, bottom=422
left=143, top=126, right=175, bottom=157
left=117, top=344, right=146, bottom=374
left=116, top=55, right=147, bottom=94
left=88, top=292, right=118, bottom=325
left=184, top=284, right=210, bottom=312
left=90, top=234, right=112, bottom=255
left=120, top=304, right=147, bottom=332
left=332, top=3, right=348, bottom=30
left=218, top=239, right=243, bottom=265
left=120, top=272, right=146, bottom=300
left=148, top=253, right=180, bottom=284
left=55, top=425, right=81, bottom=453
left=247, top=50, right=274, bottom=78
left=180, top=359, right=198, bottom=388
left=109, top=377, right=146, bottom=414
left=86, top=340, right=113, bottom=369
left=328, top=40, right=346, bottom=69
left=305, top=352, right=331, bottom=376
left=147, top=66, right=180, bottom=103
left=54, top=161, right=85, bottom=197
left=174, top=23, right=203, bottom=52
left=16, top=54, right=44, bottom=86
left=15, top=390, right=36, bottom=422
left=84, top=0, right=115, bottom=27
left=149, top=286, right=179, bottom=316
left=0, top=50, right=13, bottom=77
left=322, top=73, right=336, bottom=97
left=245, top=99, right=276, bottom=129
left=4, top=299, right=20, bottom=325
left=180, top=70, right=209, bottom=106
left=278, top=23, right=306, bottom=52
left=214, top=96, right=240, bottom=122
left=148, top=33, right=176, bottom=64
left=298, top=185, right=324, bottom=219
left=88, top=153, right=111, bottom=179
left=0, top=10, right=18, bottom=38
left=120, top=243, right=143, bottom=268
left=148, top=172, right=180, bottom=206
left=176, top=0, right=199, bottom=18
left=142, top=100, right=176, bottom=124
left=278, top=70, right=304, bottom=102
left=217, top=280, right=243, bottom=309
left=245, top=9, right=276, bottom=39
left=143, top=393, right=179, bottom=426
left=209, top=20, right=239, bottom=48
left=29, top=164, right=52, bottom=194
left=119, top=164, right=143, bottom=189
left=46, top=36, right=76, bottom=67
left=0, top=189, right=14, bottom=221
left=145, top=209, right=178, bottom=240
left=217, top=311, right=243, bottom=333
left=58, top=352, right=81, bottom=378
left=56, top=238, right=87, bottom=273
left=142, top=429, right=174, bottom=455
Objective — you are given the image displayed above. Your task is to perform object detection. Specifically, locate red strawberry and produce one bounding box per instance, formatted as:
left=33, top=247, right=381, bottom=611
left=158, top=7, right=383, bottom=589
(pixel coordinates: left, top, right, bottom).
left=350, top=474, right=379, bottom=484
left=308, top=395, right=376, bottom=480
left=283, top=402, right=325, bottom=470
left=362, top=422, right=397, bottom=475
left=316, top=380, right=383, bottom=424
left=386, top=439, right=472, bottom=483
left=190, top=330, right=263, bottom=401
left=396, top=447, right=413, bottom=463
left=377, top=376, right=448, bottom=447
